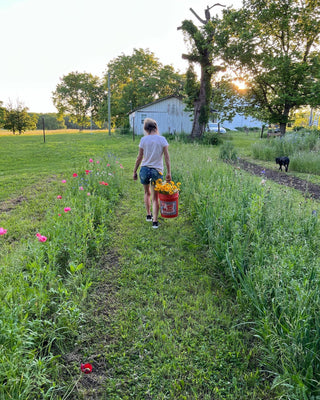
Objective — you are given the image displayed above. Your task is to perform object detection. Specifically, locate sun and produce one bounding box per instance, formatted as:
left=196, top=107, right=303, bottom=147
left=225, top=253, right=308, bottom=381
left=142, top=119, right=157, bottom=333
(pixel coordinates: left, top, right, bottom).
left=233, top=79, right=247, bottom=90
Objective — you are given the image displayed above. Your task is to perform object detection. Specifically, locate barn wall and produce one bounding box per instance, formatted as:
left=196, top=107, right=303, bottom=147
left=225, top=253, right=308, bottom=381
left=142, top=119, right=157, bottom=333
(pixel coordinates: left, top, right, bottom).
left=129, top=97, right=193, bottom=135
left=222, top=113, right=263, bottom=130
left=129, top=96, right=264, bottom=134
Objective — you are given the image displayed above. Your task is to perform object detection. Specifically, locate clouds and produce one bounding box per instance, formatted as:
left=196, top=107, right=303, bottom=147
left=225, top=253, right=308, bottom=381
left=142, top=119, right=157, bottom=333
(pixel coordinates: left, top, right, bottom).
left=0, top=0, right=241, bottom=112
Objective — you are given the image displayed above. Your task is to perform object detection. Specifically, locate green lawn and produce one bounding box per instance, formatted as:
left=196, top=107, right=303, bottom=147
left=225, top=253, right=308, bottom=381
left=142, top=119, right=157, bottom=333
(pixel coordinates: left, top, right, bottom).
left=1, top=130, right=319, bottom=399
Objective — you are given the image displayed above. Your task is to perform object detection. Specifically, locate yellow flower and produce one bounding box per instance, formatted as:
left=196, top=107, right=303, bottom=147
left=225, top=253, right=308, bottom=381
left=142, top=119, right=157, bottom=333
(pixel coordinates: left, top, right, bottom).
left=154, top=179, right=181, bottom=195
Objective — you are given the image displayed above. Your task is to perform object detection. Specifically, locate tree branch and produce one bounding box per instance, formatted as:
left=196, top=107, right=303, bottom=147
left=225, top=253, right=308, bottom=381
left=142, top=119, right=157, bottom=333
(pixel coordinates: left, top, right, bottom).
left=189, top=8, right=206, bottom=24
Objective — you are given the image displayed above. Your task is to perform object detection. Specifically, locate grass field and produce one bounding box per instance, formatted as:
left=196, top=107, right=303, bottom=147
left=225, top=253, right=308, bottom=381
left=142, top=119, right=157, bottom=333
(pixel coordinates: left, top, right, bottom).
left=1, top=130, right=320, bottom=399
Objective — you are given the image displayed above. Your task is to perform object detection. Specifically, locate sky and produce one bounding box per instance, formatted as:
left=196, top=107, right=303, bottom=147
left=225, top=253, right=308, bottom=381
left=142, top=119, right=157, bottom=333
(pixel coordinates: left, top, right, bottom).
left=0, top=0, right=242, bottom=113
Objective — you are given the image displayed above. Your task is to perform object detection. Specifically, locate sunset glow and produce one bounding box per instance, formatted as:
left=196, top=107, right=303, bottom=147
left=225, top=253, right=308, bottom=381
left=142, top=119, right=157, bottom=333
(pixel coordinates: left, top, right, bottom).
left=233, top=79, right=247, bottom=90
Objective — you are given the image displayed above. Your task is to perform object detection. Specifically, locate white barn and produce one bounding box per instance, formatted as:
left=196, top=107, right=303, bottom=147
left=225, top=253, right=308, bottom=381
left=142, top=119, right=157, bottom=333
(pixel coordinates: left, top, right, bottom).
left=129, top=95, right=264, bottom=135
left=220, top=113, right=263, bottom=131
left=129, top=96, right=193, bottom=135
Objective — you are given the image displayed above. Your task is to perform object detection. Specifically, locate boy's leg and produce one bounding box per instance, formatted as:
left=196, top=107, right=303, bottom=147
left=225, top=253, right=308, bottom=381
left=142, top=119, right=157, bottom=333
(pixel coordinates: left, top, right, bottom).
left=143, top=184, right=151, bottom=216
left=151, top=186, right=159, bottom=222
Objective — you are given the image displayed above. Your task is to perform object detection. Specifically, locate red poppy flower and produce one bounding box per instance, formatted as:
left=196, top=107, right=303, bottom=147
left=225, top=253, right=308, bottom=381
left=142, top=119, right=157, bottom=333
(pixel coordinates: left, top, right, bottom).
left=80, top=363, right=92, bottom=374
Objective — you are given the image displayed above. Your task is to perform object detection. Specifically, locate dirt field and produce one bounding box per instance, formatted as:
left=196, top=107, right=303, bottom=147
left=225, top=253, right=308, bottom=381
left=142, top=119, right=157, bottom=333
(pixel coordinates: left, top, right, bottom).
left=237, top=159, right=320, bottom=200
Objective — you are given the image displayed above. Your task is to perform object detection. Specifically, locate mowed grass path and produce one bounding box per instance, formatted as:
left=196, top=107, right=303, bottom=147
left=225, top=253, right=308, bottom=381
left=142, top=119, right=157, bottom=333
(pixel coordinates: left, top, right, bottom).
left=78, top=166, right=274, bottom=399
left=0, top=132, right=274, bottom=398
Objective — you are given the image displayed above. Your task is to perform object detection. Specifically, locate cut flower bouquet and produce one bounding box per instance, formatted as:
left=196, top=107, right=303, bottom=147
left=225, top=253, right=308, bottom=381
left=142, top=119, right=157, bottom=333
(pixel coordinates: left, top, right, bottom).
left=154, top=179, right=181, bottom=195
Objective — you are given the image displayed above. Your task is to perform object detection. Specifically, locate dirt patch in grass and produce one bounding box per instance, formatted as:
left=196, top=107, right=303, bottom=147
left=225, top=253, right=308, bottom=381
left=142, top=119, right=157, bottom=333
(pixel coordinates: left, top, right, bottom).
left=237, top=159, right=320, bottom=200
left=61, top=250, right=120, bottom=399
left=0, top=195, right=28, bottom=213
left=0, top=175, right=57, bottom=214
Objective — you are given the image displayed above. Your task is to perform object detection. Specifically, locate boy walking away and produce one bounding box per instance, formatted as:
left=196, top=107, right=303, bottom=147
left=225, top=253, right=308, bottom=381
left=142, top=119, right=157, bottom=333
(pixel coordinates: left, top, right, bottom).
left=133, top=118, right=171, bottom=228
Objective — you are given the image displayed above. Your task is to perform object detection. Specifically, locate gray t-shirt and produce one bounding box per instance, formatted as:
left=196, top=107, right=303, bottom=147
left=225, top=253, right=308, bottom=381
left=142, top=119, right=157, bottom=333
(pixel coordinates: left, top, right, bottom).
left=139, top=134, right=169, bottom=173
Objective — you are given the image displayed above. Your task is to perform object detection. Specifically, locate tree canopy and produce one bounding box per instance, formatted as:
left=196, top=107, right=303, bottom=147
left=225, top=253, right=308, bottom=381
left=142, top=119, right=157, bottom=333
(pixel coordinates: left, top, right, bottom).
left=105, top=48, right=185, bottom=126
left=52, top=72, right=105, bottom=130
left=218, top=0, right=320, bottom=134
left=3, top=100, right=37, bottom=134
left=178, top=6, right=225, bottom=138
left=0, top=101, right=5, bottom=128
left=35, top=113, right=66, bottom=130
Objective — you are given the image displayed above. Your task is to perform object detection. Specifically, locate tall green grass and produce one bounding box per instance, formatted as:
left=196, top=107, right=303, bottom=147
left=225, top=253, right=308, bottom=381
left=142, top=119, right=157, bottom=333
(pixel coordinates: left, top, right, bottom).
left=174, top=144, right=320, bottom=399
left=252, top=132, right=320, bottom=174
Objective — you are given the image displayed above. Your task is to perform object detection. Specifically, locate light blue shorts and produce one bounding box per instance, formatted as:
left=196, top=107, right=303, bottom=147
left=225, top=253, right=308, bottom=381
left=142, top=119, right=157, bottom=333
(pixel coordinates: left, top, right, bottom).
left=139, top=166, right=162, bottom=185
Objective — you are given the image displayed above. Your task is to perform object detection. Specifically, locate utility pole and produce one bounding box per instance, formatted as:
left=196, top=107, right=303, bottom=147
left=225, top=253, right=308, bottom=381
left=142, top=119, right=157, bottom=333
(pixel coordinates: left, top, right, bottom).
left=108, top=72, right=111, bottom=135
left=90, top=98, right=93, bottom=132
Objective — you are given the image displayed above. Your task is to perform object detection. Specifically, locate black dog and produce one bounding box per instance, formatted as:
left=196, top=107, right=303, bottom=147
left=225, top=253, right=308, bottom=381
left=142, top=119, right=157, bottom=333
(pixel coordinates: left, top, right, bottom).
left=276, top=157, right=290, bottom=172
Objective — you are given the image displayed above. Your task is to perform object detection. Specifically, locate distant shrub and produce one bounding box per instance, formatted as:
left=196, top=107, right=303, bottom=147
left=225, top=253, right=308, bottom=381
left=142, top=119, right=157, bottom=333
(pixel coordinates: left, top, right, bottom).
left=162, top=132, right=193, bottom=143
left=162, top=132, right=177, bottom=141
left=219, top=141, right=237, bottom=161
left=201, top=131, right=222, bottom=146
left=235, top=126, right=261, bottom=132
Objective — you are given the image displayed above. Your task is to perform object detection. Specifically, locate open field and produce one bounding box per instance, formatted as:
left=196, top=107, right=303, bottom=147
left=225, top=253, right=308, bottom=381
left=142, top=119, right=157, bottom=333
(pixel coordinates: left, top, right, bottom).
left=1, top=131, right=320, bottom=399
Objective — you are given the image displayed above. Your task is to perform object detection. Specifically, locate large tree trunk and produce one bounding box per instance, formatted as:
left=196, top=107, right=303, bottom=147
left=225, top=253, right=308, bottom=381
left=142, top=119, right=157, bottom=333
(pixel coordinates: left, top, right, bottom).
left=191, top=64, right=211, bottom=139
left=191, top=100, right=206, bottom=139
left=279, top=122, right=287, bottom=135
left=280, top=104, right=291, bottom=135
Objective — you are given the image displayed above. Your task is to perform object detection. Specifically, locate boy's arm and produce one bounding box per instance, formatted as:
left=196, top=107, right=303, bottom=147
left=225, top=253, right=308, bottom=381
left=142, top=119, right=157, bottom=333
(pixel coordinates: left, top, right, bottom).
left=133, top=147, right=144, bottom=180
left=163, top=146, right=171, bottom=182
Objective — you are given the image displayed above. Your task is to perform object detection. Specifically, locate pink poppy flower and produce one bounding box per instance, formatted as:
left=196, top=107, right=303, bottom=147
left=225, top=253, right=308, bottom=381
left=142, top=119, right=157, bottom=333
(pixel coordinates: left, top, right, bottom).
left=64, top=207, right=71, bottom=213
left=0, top=227, right=7, bottom=235
left=73, top=173, right=78, bottom=177
left=87, top=192, right=91, bottom=196
left=79, top=186, right=84, bottom=190
left=99, top=181, right=109, bottom=186
left=58, top=213, right=62, bottom=216
left=120, top=164, right=124, bottom=169
left=80, top=363, right=92, bottom=374
left=61, top=179, right=66, bottom=183
left=89, top=159, right=93, bottom=163
left=107, top=163, right=110, bottom=167
left=57, top=195, right=62, bottom=199
left=36, top=233, right=47, bottom=242
left=96, top=160, right=100, bottom=164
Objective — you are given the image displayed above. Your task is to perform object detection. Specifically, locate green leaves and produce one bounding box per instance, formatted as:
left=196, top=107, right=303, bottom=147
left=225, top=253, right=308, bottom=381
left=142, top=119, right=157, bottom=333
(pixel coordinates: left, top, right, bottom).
left=52, top=72, right=105, bottom=129
left=3, top=100, right=37, bottom=134
left=219, top=0, right=320, bottom=132
left=105, top=49, right=184, bottom=126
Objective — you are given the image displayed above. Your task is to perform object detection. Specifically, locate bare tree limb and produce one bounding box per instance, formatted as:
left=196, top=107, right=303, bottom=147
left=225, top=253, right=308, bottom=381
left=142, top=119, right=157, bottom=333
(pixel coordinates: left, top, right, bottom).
left=189, top=8, right=206, bottom=24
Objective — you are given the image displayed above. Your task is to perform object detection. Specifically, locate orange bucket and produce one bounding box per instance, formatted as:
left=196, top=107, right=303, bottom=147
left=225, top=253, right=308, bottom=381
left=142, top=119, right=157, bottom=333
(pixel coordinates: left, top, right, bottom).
left=159, top=192, right=179, bottom=218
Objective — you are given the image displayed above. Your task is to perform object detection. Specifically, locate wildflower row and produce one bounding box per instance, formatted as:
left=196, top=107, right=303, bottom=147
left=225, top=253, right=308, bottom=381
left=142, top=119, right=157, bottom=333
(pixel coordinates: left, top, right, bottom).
left=0, top=154, right=124, bottom=398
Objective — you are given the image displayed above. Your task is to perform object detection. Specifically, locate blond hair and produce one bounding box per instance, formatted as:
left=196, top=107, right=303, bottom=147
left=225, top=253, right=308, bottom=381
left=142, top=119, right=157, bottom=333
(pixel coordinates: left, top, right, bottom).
left=143, top=118, right=158, bottom=134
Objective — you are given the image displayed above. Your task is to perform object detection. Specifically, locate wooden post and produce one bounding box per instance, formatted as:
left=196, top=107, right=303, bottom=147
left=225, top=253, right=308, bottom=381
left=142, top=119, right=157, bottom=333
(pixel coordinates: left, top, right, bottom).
left=132, top=115, right=135, bottom=141
left=42, top=117, right=45, bottom=143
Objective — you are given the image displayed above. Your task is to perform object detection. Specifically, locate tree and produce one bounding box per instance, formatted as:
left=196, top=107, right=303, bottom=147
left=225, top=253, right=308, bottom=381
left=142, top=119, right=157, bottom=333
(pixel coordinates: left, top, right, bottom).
left=178, top=4, right=226, bottom=138
left=52, top=72, right=105, bottom=130
left=0, top=101, right=6, bottom=127
left=3, top=100, right=37, bottom=134
left=104, top=48, right=185, bottom=126
left=219, top=0, right=320, bottom=134
left=35, top=113, right=66, bottom=130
